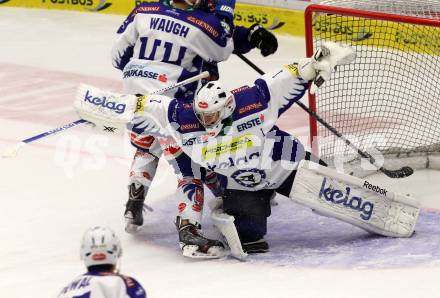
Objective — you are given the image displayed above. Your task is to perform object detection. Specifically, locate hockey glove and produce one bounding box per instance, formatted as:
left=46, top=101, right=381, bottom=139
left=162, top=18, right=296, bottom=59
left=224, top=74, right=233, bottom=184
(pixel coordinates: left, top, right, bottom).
left=248, top=24, right=278, bottom=57
left=298, top=42, right=356, bottom=94
left=201, top=61, right=220, bottom=86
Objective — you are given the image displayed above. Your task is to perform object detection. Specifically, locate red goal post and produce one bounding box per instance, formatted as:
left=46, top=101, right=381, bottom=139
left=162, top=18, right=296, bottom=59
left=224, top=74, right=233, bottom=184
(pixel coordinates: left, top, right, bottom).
left=304, top=2, right=440, bottom=176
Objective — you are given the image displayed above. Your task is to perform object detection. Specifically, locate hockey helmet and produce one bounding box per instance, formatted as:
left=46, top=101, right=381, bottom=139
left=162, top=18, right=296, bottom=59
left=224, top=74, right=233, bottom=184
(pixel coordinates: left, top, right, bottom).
left=80, top=226, right=122, bottom=268
left=194, top=81, right=235, bottom=136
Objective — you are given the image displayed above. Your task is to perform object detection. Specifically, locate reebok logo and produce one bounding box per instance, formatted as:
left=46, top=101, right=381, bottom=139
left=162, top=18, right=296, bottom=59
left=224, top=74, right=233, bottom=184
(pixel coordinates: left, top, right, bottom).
left=84, top=90, right=126, bottom=114
left=363, top=181, right=388, bottom=196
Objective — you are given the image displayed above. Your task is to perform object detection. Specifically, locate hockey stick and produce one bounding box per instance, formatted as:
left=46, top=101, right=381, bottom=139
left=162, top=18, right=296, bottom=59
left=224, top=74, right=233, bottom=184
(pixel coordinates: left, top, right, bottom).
left=2, top=71, right=210, bottom=158
left=236, top=53, right=413, bottom=178
left=1, top=119, right=88, bottom=158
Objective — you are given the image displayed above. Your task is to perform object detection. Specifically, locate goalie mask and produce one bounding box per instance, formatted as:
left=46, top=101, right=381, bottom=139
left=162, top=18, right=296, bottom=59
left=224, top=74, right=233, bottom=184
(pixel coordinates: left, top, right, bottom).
left=80, top=226, right=122, bottom=268
left=194, top=81, right=235, bottom=136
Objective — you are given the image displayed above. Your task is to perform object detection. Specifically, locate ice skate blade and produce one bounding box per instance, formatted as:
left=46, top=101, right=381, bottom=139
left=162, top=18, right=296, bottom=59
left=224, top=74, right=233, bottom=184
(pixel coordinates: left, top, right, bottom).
left=125, top=222, right=141, bottom=234
left=181, top=245, right=228, bottom=259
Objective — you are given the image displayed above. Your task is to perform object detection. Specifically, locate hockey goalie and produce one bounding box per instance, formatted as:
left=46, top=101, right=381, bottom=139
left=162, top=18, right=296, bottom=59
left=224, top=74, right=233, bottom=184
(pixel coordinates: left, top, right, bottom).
left=74, top=42, right=421, bottom=259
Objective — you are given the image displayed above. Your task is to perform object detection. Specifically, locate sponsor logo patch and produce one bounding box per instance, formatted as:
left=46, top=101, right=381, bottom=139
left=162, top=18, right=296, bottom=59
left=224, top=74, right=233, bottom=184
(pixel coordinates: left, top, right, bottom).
left=84, top=90, right=126, bottom=114
left=236, top=115, right=264, bottom=132
left=231, top=86, right=250, bottom=94
left=319, top=178, right=374, bottom=221
left=206, top=152, right=260, bottom=171
left=284, top=63, right=299, bottom=76
left=131, top=4, right=160, bottom=17
left=202, top=134, right=253, bottom=159
left=182, top=135, right=210, bottom=146
left=180, top=123, right=200, bottom=131
left=363, top=181, right=388, bottom=196
left=135, top=96, right=147, bottom=113
left=231, top=168, right=266, bottom=188
left=123, top=66, right=168, bottom=83
left=186, top=16, right=219, bottom=38
left=238, top=102, right=263, bottom=114
left=220, top=5, right=234, bottom=15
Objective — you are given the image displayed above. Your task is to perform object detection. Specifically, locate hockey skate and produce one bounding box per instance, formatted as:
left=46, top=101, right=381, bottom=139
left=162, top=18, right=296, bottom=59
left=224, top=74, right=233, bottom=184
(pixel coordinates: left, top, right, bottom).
left=176, top=217, right=227, bottom=259
left=124, top=183, right=148, bottom=234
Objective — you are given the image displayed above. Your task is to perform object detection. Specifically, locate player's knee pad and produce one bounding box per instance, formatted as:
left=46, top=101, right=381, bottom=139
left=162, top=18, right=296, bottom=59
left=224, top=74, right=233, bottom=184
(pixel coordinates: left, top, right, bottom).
left=222, top=189, right=274, bottom=243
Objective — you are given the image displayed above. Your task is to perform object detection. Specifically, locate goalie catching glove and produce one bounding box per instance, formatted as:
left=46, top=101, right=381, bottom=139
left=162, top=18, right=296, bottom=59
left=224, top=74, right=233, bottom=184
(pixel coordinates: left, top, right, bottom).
left=298, top=41, right=356, bottom=94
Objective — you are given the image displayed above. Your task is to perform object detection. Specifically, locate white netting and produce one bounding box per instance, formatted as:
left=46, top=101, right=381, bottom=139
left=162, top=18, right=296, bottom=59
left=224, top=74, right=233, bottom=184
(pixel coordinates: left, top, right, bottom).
left=307, top=0, right=440, bottom=176
left=317, top=0, right=440, bottom=18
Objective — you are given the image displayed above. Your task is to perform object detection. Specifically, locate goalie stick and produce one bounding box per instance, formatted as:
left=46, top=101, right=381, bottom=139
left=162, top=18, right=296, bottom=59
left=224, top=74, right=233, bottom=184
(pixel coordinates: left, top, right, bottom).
left=236, top=53, right=413, bottom=179
left=2, top=71, right=210, bottom=158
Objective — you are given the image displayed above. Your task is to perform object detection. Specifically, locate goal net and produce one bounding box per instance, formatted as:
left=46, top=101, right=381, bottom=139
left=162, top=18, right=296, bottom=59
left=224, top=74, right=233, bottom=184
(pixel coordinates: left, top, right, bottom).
left=306, top=0, right=440, bottom=176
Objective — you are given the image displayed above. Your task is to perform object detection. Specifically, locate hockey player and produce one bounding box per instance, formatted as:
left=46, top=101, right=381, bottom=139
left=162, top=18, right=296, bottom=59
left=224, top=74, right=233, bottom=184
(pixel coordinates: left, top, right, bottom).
left=112, top=0, right=277, bottom=257
left=78, top=42, right=351, bottom=252
left=75, top=43, right=420, bottom=256
left=77, top=42, right=420, bottom=257
left=57, top=226, right=146, bottom=298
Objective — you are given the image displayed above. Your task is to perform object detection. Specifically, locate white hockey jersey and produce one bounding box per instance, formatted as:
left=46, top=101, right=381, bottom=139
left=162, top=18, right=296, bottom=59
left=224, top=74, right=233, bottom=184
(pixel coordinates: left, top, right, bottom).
left=112, top=1, right=234, bottom=99
left=131, top=64, right=309, bottom=191
left=57, top=271, right=146, bottom=298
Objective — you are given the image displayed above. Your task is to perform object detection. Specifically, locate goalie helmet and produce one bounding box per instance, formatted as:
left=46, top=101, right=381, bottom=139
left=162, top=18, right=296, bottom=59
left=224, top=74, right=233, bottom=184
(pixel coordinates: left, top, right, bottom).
left=80, top=226, right=122, bottom=268
left=194, top=81, right=235, bottom=136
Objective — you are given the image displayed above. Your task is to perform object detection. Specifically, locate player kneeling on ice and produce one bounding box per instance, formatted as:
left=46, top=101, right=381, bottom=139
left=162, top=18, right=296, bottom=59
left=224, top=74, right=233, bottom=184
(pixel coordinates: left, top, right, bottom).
left=75, top=42, right=421, bottom=259
left=57, top=226, right=146, bottom=298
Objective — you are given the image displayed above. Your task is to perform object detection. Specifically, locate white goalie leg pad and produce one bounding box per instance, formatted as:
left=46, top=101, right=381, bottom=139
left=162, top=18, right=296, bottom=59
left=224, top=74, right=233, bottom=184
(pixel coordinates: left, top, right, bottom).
left=209, top=199, right=248, bottom=259
left=290, top=161, right=421, bottom=237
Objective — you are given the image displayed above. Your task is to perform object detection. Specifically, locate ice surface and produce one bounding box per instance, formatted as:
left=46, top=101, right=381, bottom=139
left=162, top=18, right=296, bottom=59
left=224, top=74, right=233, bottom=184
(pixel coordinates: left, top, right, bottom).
left=1, top=7, right=440, bottom=298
